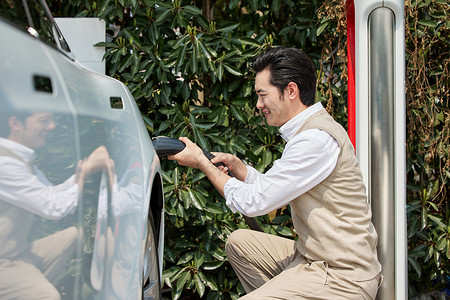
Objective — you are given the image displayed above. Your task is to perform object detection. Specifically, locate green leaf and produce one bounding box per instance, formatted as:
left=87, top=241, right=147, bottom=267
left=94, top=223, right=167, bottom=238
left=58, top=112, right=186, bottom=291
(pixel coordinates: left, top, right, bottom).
left=159, top=106, right=176, bottom=115
left=421, top=206, right=427, bottom=230
left=123, top=28, right=141, bottom=46
left=317, top=22, right=328, bottom=36
left=190, top=105, right=212, bottom=115
left=176, top=271, right=191, bottom=293
left=198, top=40, right=212, bottom=59
left=262, top=149, right=273, bottom=169
left=188, top=188, right=204, bottom=210
left=217, top=24, right=239, bottom=33
left=270, top=0, right=281, bottom=14
left=189, top=55, right=198, bottom=74
left=217, top=63, right=224, bottom=82
left=191, top=172, right=207, bottom=183
left=408, top=256, right=422, bottom=277
left=447, top=239, right=450, bottom=259
left=142, top=115, right=154, bottom=130
left=201, top=272, right=219, bottom=291
left=229, top=0, right=240, bottom=10
left=174, top=240, right=197, bottom=250
left=196, top=15, right=210, bottom=30
left=192, top=122, right=216, bottom=130
left=273, top=225, right=293, bottom=237
left=223, top=63, right=243, bottom=76
left=418, top=19, right=438, bottom=28
left=194, top=273, right=206, bottom=297
left=202, top=260, right=224, bottom=270
left=238, top=37, right=261, bottom=48
left=436, top=234, right=447, bottom=251
left=155, top=9, right=172, bottom=24
left=193, top=190, right=207, bottom=207
left=161, top=170, right=173, bottom=184
left=180, top=80, right=190, bottom=100
left=180, top=189, right=191, bottom=209
left=272, top=214, right=291, bottom=224
left=206, top=134, right=227, bottom=146
left=177, top=251, right=195, bottom=264
left=428, top=214, right=446, bottom=229
left=204, top=203, right=224, bottom=214
left=183, top=5, right=202, bottom=15
left=162, top=265, right=181, bottom=279
left=193, top=126, right=208, bottom=149
left=230, top=106, right=246, bottom=122
left=248, top=0, right=258, bottom=11
left=195, top=250, right=205, bottom=268
left=409, top=244, right=427, bottom=257
left=164, top=247, right=177, bottom=264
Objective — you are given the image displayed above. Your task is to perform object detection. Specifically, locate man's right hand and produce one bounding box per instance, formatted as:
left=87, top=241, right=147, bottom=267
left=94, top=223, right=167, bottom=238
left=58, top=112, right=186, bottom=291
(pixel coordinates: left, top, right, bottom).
left=210, top=153, right=247, bottom=182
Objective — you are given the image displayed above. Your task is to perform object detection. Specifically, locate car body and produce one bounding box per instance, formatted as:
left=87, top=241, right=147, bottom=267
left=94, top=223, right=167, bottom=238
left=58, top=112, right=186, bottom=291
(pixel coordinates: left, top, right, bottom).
left=0, top=1, right=164, bottom=299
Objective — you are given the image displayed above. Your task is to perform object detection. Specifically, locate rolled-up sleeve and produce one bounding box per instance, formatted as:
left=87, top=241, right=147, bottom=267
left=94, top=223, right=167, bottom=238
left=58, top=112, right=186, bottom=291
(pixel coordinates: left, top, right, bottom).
left=0, top=159, right=79, bottom=220
left=223, top=129, right=339, bottom=217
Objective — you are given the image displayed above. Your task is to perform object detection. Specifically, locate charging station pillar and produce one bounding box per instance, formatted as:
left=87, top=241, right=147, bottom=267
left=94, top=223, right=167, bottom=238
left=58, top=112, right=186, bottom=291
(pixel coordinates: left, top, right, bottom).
left=346, top=0, right=407, bottom=299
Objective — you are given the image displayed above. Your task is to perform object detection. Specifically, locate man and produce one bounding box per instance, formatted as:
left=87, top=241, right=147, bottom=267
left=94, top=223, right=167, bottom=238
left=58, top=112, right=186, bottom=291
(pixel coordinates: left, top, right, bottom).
left=169, top=47, right=382, bottom=299
left=0, top=109, right=111, bottom=299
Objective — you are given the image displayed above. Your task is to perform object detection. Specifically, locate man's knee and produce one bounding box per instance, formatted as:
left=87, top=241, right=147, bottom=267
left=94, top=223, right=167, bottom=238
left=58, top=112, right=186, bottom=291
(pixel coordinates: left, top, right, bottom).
left=37, top=285, right=61, bottom=300
left=225, top=229, right=251, bottom=257
left=20, top=282, right=61, bottom=300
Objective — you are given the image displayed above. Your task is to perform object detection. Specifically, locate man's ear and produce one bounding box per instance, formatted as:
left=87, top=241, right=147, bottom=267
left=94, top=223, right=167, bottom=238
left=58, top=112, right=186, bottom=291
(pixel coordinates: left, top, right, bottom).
left=286, top=82, right=299, bottom=101
left=8, top=116, right=23, bottom=132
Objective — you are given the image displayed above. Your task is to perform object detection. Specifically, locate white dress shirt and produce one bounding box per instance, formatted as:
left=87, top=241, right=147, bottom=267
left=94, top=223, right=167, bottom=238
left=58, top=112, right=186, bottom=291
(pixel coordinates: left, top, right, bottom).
left=0, top=138, right=79, bottom=219
left=224, top=103, right=340, bottom=217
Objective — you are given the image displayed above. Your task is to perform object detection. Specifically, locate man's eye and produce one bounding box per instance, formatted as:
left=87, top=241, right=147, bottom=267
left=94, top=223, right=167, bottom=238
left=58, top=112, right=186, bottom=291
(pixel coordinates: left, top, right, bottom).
left=39, top=118, right=53, bottom=125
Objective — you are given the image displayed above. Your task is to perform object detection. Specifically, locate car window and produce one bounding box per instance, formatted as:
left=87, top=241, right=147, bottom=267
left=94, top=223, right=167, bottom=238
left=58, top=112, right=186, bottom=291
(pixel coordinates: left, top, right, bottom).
left=0, top=0, right=60, bottom=49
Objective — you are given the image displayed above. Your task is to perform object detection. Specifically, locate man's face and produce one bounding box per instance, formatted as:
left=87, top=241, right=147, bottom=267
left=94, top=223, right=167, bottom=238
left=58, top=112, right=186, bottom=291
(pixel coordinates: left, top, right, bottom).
left=12, top=112, right=55, bottom=149
left=255, top=69, right=290, bottom=127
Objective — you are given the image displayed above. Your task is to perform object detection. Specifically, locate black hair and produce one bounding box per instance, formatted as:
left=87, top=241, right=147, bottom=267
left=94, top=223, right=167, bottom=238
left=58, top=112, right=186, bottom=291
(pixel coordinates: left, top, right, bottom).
left=0, top=111, right=31, bottom=138
left=0, top=95, right=31, bottom=138
left=251, top=47, right=317, bottom=106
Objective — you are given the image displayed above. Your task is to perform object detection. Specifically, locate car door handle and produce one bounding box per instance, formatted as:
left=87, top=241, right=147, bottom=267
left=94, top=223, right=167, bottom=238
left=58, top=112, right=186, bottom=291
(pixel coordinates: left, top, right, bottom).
left=110, top=97, right=123, bottom=109
left=33, top=75, right=53, bottom=93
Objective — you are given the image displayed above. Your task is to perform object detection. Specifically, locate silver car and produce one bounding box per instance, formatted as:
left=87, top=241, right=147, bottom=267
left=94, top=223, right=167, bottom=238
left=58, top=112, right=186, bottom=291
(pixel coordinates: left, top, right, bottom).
left=0, top=1, right=164, bottom=299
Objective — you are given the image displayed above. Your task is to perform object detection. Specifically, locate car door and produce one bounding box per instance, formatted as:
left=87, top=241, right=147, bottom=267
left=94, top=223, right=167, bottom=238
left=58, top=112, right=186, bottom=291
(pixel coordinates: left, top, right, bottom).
left=53, top=59, right=148, bottom=299
left=1, top=1, right=162, bottom=299
left=0, top=1, right=83, bottom=299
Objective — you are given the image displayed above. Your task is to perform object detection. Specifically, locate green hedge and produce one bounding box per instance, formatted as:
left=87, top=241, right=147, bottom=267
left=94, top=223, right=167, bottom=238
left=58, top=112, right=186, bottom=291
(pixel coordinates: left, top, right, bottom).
left=47, top=0, right=449, bottom=298
left=404, top=0, right=449, bottom=296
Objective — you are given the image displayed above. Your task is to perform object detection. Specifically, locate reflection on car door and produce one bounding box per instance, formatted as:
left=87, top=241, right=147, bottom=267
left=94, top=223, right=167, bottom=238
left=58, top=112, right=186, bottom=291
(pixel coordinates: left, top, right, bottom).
left=0, top=18, right=83, bottom=300
left=49, top=49, right=147, bottom=298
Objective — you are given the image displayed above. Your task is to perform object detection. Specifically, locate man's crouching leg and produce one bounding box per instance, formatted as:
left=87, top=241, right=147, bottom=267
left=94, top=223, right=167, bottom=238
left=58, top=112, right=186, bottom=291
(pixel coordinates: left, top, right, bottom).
left=225, top=228, right=299, bottom=293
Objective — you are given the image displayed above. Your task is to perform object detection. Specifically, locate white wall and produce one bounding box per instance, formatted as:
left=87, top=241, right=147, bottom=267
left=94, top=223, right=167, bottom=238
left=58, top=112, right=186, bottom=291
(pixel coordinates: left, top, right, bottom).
left=55, top=18, right=106, bottom=74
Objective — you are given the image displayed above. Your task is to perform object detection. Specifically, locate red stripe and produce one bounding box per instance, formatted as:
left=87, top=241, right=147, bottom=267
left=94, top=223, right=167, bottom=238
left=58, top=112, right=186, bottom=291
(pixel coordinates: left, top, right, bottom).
left=346, top=0, right=356, bottom=149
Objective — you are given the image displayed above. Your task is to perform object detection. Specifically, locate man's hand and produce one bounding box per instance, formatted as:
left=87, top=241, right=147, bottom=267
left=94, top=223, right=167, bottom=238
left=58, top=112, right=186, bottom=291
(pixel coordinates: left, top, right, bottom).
left=210, top=152, right=247, bottom=181
left=167, top=137, right=210, bottom=170
left=76, top=145, right=114, bottom=190
left=167, top=137, right=231, bottom=197
left=82, top=145, right=113, bottom=175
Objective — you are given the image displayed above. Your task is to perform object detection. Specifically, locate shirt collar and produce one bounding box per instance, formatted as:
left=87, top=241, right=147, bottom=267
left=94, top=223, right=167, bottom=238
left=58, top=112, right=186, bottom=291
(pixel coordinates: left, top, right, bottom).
left=279, top=102, right=324, bottom=142
left=0, top=137, right=36, bottom=163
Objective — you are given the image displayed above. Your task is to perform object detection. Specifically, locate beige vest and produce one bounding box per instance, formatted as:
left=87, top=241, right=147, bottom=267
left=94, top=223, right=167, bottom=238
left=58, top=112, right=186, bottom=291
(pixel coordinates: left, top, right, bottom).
left=0, top=146, right=34, bottom=260
left=289, top=109, right=381, bottom=280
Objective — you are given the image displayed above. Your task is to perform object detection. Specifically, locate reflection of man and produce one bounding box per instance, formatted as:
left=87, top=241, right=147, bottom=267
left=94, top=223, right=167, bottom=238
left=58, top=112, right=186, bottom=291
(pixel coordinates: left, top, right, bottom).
left=169, top=47, right=382, bottom=299
left=0, top=110, right=110, bottom=299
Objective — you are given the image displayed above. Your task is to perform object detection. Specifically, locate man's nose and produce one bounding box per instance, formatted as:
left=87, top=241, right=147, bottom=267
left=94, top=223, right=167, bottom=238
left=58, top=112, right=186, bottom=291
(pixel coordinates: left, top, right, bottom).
left=256, top=97, right=264, bottom=110
left=47, top=121, right=56, bottom=131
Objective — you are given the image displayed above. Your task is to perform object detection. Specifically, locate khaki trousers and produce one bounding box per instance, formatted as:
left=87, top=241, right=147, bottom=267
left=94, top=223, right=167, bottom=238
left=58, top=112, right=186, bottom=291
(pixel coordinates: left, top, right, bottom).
left=0, top=226, right=81, bottom=300
left=225, top=229, right=382, bottom=300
